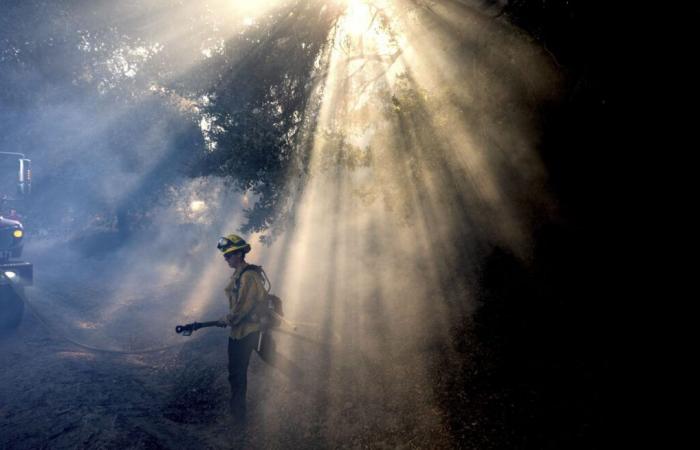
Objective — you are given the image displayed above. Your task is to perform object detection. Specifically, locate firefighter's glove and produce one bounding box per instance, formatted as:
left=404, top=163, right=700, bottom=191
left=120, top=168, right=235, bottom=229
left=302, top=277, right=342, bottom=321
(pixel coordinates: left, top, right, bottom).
left=218, top=315, right=232, bottom=327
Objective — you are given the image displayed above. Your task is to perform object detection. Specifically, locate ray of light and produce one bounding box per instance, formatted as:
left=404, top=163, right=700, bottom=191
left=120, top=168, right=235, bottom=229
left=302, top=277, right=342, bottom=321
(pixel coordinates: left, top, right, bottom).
left=20, top=0, right=558, bottom=440
left=250, top=0, right=557, bottom=443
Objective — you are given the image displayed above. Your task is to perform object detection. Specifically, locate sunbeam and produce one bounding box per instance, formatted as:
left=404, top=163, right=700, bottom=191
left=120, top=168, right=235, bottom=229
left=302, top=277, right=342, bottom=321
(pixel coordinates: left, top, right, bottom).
left=0, top=0, right=588, bottom=447
left=240, top=0, right=558, bottom=444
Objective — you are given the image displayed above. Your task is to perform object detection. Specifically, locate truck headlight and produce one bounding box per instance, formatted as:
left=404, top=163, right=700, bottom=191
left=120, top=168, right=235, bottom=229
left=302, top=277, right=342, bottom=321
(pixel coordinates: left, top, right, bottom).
left=13, top=229, right=23, bottom=238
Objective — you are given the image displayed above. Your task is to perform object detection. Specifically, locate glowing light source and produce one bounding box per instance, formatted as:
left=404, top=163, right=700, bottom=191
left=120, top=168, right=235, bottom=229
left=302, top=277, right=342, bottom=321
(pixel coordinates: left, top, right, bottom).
left=342, top=0, right=372, bottom=35
left=13, top=229, right=23, bottom=238
left=190, top=200, right=206, bottom=212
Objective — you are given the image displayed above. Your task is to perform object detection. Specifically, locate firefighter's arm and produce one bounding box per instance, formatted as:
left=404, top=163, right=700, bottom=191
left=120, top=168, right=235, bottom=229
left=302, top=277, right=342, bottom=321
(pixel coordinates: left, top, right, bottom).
left=227, top=272, right=266, bottom=326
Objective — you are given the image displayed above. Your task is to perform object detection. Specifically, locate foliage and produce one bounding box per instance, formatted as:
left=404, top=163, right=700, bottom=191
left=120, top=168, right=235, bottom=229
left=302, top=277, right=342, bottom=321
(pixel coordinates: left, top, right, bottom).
left=0, top=0, right=594, bottom=239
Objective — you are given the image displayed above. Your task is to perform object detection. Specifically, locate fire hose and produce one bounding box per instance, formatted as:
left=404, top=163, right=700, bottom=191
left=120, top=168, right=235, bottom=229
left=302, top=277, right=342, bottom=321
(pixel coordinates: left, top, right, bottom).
left=3, top=272, right=192, bottom=354
left=175, top=311, right=331, bottom=347
left=3, top=271, right=327, bottom=355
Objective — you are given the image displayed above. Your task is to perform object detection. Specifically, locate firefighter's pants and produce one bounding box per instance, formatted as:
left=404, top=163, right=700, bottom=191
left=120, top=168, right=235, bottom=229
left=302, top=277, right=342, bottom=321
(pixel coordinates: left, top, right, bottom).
left=227, top=332, right=259, bottom=422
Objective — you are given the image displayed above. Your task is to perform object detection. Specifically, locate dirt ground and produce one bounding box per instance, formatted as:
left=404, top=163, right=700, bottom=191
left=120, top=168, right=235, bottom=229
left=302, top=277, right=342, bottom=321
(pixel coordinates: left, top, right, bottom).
left=1, top=301, right=467, bottom=449
left=1, top=236, right=599, bottom=449
left=1, top=245, right=463, bottom=449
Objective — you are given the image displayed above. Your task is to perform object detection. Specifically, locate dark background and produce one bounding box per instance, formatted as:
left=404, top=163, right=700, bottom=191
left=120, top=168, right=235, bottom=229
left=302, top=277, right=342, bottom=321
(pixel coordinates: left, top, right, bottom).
left=460, top=1, right=636, bottom=447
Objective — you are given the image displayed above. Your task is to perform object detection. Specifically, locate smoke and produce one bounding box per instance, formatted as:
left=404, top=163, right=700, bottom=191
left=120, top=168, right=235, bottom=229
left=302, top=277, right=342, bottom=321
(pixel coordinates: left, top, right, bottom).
left=0, top=0, right=334, bottom=355
left=245, top=0, right=560, bottom=443
left=1, top=0, right=560, bottom=446
left=0, top=0, right=281, bottom=350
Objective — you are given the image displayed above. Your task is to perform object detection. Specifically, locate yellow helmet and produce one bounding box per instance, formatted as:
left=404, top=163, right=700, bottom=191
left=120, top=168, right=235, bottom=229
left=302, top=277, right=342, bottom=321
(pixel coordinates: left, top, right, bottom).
left=217, top=234, right=251, bottom=255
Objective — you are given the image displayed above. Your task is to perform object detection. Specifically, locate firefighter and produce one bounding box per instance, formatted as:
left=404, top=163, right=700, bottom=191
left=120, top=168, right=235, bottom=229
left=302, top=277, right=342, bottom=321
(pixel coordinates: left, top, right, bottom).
left=217, top=234, right=268, bottom=425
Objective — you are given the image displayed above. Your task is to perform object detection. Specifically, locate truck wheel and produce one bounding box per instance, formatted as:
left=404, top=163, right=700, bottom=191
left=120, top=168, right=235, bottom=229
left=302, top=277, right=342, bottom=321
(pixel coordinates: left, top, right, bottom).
left=0, top=284, right=24, bottom=332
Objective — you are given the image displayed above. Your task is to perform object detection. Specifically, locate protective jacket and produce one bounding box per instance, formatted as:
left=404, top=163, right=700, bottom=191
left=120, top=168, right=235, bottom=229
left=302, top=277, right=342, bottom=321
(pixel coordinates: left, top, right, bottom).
left=225, top=263, right=267, bottom=340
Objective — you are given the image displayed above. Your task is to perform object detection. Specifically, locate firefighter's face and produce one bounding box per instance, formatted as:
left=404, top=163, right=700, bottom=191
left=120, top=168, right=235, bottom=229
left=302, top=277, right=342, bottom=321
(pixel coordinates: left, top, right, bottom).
left=224, top=250, right=243, bottom=268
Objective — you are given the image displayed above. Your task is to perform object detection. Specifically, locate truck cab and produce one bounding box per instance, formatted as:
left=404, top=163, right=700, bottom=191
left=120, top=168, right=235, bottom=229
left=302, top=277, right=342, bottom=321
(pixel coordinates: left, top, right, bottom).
left=0, top=215, right=25, bottom=260
left=0, top=152, right=32, bottom=330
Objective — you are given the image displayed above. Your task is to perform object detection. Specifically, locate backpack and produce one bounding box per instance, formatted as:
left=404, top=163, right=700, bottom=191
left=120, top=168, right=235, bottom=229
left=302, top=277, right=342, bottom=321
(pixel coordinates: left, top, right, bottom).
left=235, top=264, right=283, bottom=328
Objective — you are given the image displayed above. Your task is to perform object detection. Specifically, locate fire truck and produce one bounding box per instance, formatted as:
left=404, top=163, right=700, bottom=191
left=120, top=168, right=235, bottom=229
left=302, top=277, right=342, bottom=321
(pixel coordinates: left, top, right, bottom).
left=0, top=152, right=32, bottom=330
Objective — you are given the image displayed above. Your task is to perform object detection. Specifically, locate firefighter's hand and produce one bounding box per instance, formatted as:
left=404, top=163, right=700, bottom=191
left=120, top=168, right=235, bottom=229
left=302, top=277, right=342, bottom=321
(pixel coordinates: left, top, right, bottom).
left=216, top=320, right=227, bottom=328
